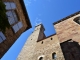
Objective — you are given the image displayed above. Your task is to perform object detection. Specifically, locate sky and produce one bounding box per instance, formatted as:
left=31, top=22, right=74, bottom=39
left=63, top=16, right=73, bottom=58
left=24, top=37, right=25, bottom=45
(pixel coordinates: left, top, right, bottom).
left=1, top=0, right=80, bottom=60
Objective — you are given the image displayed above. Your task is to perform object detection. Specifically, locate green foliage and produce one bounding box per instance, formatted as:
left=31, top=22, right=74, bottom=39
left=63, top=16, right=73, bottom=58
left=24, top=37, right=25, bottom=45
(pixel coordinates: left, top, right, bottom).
left=0, top=0, right=10, bottom=33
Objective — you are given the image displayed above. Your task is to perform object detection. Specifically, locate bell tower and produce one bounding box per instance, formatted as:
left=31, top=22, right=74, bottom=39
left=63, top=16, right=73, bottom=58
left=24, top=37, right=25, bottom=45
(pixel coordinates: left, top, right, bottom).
left=17, top=24, right=46, bottom=60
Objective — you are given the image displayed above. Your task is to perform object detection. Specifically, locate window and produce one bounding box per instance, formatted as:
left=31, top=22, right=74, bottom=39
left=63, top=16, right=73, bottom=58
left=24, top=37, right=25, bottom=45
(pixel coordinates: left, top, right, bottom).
left=5, top=2, right=23, bottom=33
left=52, top=52, right=57, bottom=59
left=51, top=38, right=53, bottom=40
left=38, top=55, right=44, bottom=60
left=0, top=31, right=6, bottom=43
left=12, top=21, right=23, bottom=33
left=39, top=57, right=43, bottom=60
left=6, top=10, right=23, bottom=33
left=4, top=2, right=18, bottom=25
left=74, top=16, right=80, bottom=24
left=5, top=2, right=19, bottom=25
left=41, top=41, right=43, bottom=44
left=4, top=2, right=16, bottom=10
left=6, top=10, right=18, bottom=25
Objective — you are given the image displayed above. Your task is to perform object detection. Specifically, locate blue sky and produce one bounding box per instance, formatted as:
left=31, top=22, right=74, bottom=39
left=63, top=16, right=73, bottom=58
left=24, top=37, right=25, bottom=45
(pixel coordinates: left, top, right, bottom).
left=1, top=0, right=80, bottom=60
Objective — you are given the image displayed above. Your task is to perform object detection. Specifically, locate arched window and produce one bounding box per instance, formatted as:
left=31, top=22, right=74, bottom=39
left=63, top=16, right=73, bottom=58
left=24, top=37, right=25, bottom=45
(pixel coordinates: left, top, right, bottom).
left=74, top=16, right=80, bottom=24
left=39, top=57, right=43, bottom=60
left=52, top=52, right=57, bottom=59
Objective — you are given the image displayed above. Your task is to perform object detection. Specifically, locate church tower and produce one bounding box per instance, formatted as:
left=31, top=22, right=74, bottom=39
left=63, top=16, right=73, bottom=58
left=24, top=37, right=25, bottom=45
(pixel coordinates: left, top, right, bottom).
left=17, top=24, right=46, bottom=60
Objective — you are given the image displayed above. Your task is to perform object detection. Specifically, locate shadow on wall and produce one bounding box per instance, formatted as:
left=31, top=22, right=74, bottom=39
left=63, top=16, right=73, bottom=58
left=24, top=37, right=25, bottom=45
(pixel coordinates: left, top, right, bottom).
left=60, top=39, right=80, bottom=60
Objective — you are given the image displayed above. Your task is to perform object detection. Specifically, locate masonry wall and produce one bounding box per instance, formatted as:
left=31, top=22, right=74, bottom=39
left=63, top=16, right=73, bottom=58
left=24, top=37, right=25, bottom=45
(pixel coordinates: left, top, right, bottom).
left=54, top=14, right=80, bottom=43
left=17, top=12, right=80, bottom=60
left=17, top=30, right=40, bottom=60
left=17, top=24, right=65, bottom=60
left=0, top=0, right=30, bottom=58
left=54, top=13, right=80, bottom=60
left=17, top=24, right=45, bottom=60
left=34, top=35, right=65, bottom=60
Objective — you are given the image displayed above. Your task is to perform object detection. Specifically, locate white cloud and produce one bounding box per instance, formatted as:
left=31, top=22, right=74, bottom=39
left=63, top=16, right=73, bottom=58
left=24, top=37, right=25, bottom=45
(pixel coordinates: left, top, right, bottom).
left=24, top=0, right=31, bottom=6
left=34, top=17, right=42, bottom=26
left=24, top=0, right=37, bottom=6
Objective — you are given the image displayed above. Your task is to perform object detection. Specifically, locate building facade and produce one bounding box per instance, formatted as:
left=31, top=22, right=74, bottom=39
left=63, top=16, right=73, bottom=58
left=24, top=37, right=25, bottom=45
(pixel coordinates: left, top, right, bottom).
left=54, top=11, right=80, bottom=60
left=0, top=0, right=31, bottom=58
left=17, top=11, right=80, bottom=60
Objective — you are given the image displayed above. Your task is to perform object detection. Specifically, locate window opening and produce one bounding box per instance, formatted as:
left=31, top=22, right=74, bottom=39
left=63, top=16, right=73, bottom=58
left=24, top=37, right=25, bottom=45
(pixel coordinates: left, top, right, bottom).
left=74, top=16, right=80, bottom=24
left=52, top=52, right=57, bottom=59
left=39, top=57, right=43, bottom=60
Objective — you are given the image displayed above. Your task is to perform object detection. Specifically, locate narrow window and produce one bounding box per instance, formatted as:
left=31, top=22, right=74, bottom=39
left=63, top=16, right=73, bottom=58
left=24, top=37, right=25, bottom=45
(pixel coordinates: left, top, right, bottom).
left=52, top=52, right=57, bottom=59
left=74, top=16, right=80, bottom=24
left=41, top=41, right=43, bottom=44
left=39, top=57, right=43, bottom=60
left=51, top=38, right=53, bottom=40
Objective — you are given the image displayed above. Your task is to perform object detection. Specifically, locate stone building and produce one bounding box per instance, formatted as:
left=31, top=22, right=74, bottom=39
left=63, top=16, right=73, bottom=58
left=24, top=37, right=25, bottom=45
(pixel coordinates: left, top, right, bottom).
left=17, top=11, right=80, bottom=60
left=0, top=0, right=32, bottom=58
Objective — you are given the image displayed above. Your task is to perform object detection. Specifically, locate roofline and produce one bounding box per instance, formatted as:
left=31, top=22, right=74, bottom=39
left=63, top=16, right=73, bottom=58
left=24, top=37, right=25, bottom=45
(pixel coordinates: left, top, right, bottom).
left=19, top=0, right=32, bottom=29
left=53, top=11, right=80, bottom=25
left=37, top=33, right=56, bottom=42
left=35, top=23, right=45, bottom=31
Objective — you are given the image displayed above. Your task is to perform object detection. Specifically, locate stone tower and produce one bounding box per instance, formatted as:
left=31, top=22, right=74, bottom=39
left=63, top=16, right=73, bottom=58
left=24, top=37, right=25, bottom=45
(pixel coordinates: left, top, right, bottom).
left=17, top=24, right=65, bottom=60
left=17, top=24, right=46, bottom=60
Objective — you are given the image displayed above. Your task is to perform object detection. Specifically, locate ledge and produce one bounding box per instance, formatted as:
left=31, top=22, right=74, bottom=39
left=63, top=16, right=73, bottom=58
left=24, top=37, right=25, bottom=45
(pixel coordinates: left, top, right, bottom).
left=53, top=11, right=80, bottom=25
left=19, top=0, right=32, bottom=30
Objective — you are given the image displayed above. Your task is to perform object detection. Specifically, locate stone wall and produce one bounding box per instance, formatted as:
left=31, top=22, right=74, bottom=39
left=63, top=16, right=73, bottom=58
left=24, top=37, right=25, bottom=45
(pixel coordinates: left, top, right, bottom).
left=17, top=24, right=45, bottom=60
left=17, top=24, right=65, bottom=60
left=34, top=35, right=64, bottom=60
left=54, top=13, right=80, bottom=60
left=0, top=0, right=29, bottom=58
left=54, top=14, right=80, bottom=43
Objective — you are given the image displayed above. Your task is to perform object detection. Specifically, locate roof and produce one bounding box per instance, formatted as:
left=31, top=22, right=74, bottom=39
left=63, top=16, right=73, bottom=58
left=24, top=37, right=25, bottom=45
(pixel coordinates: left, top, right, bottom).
left=19, top=0, right=32, bottom=30
left=53, top=11, right=80, bottom=25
